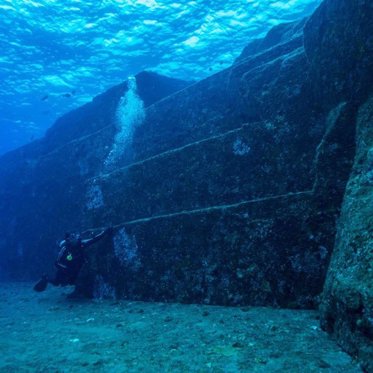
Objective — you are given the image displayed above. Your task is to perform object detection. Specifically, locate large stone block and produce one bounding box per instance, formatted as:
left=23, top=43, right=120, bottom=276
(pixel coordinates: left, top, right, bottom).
left=320, top=96, right=373, bottom=373
left=78, top=192, right=333, bottom=308
left=0, top=72, right=191, bottom=279
left=304, top=0, right=373, bottom=109
left=0, top=0, right=368, bottom=322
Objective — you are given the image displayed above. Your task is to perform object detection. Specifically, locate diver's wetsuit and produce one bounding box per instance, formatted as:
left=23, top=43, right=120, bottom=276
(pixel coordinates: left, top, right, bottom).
left=50, top=230, right=108, bottom=286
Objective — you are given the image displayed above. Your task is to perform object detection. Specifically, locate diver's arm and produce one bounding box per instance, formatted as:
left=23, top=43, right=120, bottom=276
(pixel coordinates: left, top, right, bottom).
left=56, top=240, right=66, bottom=261
left=81, top=228, right=112, bottom=248
left=55, top=241, right=68, bottom=268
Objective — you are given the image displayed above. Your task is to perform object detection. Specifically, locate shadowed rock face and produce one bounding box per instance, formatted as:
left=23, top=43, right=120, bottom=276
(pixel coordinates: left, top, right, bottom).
left=303, top=0, right=373, bottom=370
left=304, top=0, right=373, bottom=110
left=0, top=1, right=359, bottom=301
left=319, top=97, right=373, bottom=373
left=0, top=0, right=372, bottom=365
left=0, top=72, right=192, bottom=279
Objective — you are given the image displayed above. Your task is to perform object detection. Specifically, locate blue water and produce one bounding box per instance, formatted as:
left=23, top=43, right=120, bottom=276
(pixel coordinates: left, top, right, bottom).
left=0, top=0, right=321, bottom=155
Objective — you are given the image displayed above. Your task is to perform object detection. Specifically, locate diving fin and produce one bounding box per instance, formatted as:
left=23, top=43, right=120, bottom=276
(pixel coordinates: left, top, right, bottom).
left=33, top=275, right=48, bottom=292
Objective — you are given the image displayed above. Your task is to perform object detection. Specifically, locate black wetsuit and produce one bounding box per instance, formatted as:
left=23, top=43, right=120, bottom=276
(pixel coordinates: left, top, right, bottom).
left=50, top=230, right=107, bottom=286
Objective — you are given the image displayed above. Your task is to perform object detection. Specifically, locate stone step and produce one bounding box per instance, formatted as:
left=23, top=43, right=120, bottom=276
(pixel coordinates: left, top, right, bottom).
left=84, top=119, right=318, bottom=225
left=80, top=191, right=334, bottom=308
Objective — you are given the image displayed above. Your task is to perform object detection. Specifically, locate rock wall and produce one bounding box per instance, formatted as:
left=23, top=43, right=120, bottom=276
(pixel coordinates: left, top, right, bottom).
left=0, top=1, right=371, bottom=349
left=304, top=0, right=373, bottom=109
left=76, top=0, right=373, bottom=311
left=0, top=72, right=191, bottom=279
left=302, top=0, right=373, bottom=370
left=320, top=97, right=373, bottom=372
left=75, top=3, right=357, bottom=308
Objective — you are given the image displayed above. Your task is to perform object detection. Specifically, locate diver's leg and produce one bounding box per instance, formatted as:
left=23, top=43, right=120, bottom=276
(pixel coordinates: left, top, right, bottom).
left=33, top=274, right=48, bottom=292
left=49, top=269, right=66, bottom=286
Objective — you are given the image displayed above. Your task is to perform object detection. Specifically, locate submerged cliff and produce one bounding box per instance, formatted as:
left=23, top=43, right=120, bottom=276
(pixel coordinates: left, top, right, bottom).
left=305, top=0, right=373, bottom=370
left=0, top=0, right=372, bottom=369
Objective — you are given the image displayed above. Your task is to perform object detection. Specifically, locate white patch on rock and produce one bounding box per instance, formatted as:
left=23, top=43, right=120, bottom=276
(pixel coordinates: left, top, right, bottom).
left=93, top=275, right=116, bottom=300
left=113, top=228, right=141, bottom=269
left=319, top=246, right=328, bottom=260
left=104, top=76, right=145, bottom=167
left=233, top=138, right=251, bottom=156
left=86, top=183, right=104, bottom=210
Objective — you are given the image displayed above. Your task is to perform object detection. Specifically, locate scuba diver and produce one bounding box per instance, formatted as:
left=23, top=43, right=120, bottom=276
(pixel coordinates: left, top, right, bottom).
left=33, top=227, right=113, bottom=292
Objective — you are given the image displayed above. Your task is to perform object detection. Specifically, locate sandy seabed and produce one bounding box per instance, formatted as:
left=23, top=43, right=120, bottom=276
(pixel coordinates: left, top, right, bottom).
left=0, top=282, right=362, bottom=373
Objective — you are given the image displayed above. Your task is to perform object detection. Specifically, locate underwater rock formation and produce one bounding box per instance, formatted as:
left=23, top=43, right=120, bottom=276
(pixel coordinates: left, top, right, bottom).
left=320, top=97, right=373, bottom=373
left=305, top=0, right=373, bottom=370
left=0, top=0, right=372, bottom=367
left=0, top=72, right=191, bottom=279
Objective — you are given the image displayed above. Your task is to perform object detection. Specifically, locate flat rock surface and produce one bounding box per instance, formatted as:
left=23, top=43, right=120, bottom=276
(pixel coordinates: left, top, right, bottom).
left=0, top=282, right=362, bottom=373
